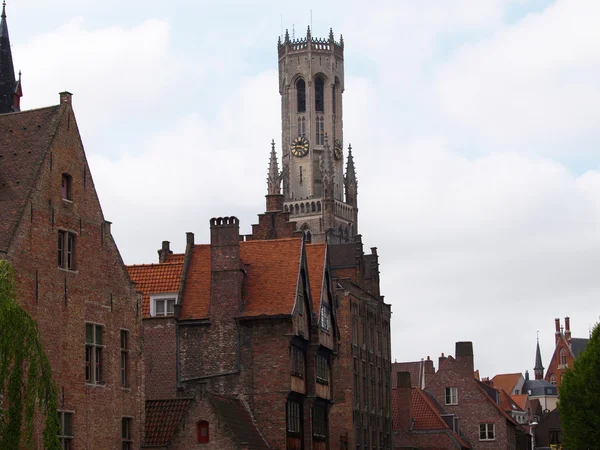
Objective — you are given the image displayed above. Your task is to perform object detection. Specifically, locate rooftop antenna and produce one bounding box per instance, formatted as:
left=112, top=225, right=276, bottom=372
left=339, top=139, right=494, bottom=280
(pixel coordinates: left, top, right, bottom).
left=280, top=13, right=283, bottom=41
left=310, top=9, right=313, bottom=33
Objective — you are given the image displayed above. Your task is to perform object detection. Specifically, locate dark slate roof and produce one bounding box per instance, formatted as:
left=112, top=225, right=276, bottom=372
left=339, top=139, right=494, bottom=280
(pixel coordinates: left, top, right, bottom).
left=571, top=338, right=589, bottom=358
left=210, top=393, right=270, bottom=449
left=144, top=398, right=192, bottom=447
left=534, top=340, right=544, bottom=371
left=0, top=106, right=61, bottom=252
left=522, top=379, right=558, bottom=397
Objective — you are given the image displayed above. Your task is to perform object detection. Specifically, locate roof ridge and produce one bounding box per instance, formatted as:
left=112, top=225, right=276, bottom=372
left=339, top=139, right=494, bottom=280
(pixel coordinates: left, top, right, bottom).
left=127, top=262, right=184, bottom=268
left=0, top=104, right=59, bottom=117
left=414, top=388, right=450, bottom=430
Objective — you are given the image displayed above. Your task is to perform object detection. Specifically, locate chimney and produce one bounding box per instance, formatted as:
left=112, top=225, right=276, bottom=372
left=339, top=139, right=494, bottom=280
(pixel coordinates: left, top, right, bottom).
left=158, top=240, right=172, bottom=263
left=59, top=91, right=72, bottom=105
left=525, top=370, right=530, bottom=381
left=423, top=356, right=435, bottom=388
left=564, top=316, right=572, bottom=344
left=455, top=342, right=474, bottom=375
left=439, top=352, right=447, bottom=368
left=266, top=194, right=284, bottom=212
left=555, top=318, right=561, bottom=345
left=396, top=372, right=413, bottom=431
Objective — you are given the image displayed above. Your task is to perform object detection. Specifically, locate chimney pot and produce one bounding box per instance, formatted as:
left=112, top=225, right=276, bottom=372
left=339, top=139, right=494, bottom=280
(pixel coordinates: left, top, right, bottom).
left=59, top=91, right=73, bottom=104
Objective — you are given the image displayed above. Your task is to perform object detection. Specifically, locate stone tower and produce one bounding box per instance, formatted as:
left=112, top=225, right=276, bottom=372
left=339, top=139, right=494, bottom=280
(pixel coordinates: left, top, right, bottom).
left=271, top=26, right=357, bottom=244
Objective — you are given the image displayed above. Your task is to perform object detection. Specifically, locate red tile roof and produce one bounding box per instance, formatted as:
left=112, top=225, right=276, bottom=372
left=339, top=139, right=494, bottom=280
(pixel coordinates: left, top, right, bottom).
left=511, top=393, right=529, bottom=411
left=179, top=245, right=211, bottom=320
left=498, top=388, right=524, bottom=412
left=144, top=398, right=192, bottom=446
left=475, top=380, right=518, bottom=426
left=391, top=361, right=425, bottom=388
left=490, top=373, right=521, bottom=394
left=0, top=106, right=62, bottom=252
left=306, top=243, right=327, bottom=315
left=127, top=262, right=183, bottom=317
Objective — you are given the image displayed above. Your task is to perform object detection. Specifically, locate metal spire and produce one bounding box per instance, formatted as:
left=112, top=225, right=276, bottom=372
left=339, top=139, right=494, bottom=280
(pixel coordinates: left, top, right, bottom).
left=0, top=0, right=18, bottom=114
left=534, top=335, right=544, bottom=380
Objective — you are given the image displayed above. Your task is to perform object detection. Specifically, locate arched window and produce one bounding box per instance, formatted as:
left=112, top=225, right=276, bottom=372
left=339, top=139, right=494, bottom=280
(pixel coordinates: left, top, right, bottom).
left=315, top=116, right=324, bottom=145
left=301, top=203, right=305, bottom=214
left=549, top=373, right=556, bottom=385
left=560, top=348, right=567, bottom=366
left=315, top=77, right=324, bottom=112
left=296, top=79, right=306, bottom=113
left=197, top=421, right=209, bottom=443
left=311, top=202, right=316, bottom=212
left=317, top=202, right=321, bottom=212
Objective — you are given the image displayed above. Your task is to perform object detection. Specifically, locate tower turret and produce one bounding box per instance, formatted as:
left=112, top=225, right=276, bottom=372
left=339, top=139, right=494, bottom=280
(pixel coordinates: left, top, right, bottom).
left=0, top=2, right=21, bottom=114
left=276, top=26, right=355, bottom=243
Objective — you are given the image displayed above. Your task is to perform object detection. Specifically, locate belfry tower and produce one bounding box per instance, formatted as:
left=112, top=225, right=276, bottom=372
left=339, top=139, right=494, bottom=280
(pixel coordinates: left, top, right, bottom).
left=268, top=26, right=357, bottom=244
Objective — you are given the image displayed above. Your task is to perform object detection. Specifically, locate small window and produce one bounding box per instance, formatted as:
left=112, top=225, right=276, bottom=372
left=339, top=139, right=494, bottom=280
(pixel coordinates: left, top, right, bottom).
left=315, top=77, right=324, bottom=112
left=197, top=420, right=209, bottom=444
left=320, top=304, right=331, bottom=332
left=151, top=294, right=177, bottom=317
left=312, top=404, right=327, bottom=440
left=122, top=418, right=133, bottom=449
left=58, top=230, right=76, bottom=270
left=315, top=116, right=325, bottom=145
left=316, top=354, right=329, bottom=385
left=286, top=399, right=302, bottom=435
left=479, top=423, right=495, bottom=441
left=121, top=330, right=129, bottom=387
left=549, top=373, right=556, bottom=385
left=291, top=345, right=305, bottom=378
left=296, top=79, right=306, bottom=113
left=61, top=173, right=72, bottom=200
left=85, top=323, right=104, bottom=384
left=445, top=387, right=458, bottom=405
left=58, top=411, right=74, bottom=449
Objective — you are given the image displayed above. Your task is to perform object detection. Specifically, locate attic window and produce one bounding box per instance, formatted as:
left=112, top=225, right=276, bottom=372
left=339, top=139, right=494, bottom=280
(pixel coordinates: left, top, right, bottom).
left=150, top=294, right=177, bottom=317
left=61, top=173, right=72, bottom=200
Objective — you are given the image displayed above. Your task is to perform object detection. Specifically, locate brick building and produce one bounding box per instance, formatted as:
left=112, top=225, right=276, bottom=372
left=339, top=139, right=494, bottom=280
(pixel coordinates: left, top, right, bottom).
left=393, top=343, right=530, bottom=450
left=544, top=317, right=588, bottom=389
left=0, top=7, right=145, bottom=446
left=129, top=219, right=340, bottom=449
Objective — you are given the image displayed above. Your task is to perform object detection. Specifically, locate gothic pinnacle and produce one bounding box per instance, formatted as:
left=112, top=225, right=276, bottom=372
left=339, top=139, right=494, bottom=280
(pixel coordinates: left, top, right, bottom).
left=345, top=144, right=357, bottom=186
left=267, top=139, right=282, bottom=195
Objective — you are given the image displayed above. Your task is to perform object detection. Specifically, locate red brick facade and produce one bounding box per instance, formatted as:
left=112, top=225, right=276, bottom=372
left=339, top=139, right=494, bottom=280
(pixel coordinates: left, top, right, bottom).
left=544, top=317, right=588, bottom=389
left=0, top=93, right=145, bottom=448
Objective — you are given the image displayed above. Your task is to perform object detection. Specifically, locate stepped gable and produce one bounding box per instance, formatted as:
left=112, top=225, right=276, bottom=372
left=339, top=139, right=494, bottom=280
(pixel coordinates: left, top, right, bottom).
left=0, top=106, right=61, bottom=252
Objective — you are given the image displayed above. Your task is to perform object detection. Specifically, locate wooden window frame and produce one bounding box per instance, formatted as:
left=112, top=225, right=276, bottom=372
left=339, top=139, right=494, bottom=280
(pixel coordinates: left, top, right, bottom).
left=121, top=330, right=129, bottom=387
left=122, top=417, right=133, bottom=449
left=479, top=423, right=495, bottom=441
left=445, top=387, right=458, bottom=405
left=58, top=230, right=77, bottom=271
left=197, top=420, right=209, bottom=444
left=85, top=323, right=104, bottom=385
left=58, top=410, right=74, bottom=449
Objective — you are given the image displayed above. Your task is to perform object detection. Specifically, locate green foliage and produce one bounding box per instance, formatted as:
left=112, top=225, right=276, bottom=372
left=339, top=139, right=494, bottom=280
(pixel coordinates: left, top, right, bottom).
left=558, top=322, right=600, bottom=449
left=0, top=260, right=61, bottom=450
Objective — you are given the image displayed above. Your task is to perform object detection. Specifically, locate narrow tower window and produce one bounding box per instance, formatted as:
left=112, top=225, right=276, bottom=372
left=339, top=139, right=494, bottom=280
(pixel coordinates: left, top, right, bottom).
left=296, top=79, right=306, bottom=113
left=315, top=77, right=324, bottom=112
left=316, top=117, right=324, bottom=145
left=61, top=173, right=72, bottom=200
left=297, top=117, right=306, bottom=137
left=332, top=84, right=336, bottom=114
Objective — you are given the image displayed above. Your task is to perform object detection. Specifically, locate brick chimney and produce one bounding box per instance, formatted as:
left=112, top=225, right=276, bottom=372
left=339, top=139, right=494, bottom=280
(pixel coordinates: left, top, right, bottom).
left=555, top=318, right=561, bottom=345
left=423, top=356, right=435, bottom=388
left=158, top=240, right=172, bottom=263
left=396, top=372, right=413, bottom=431
left=455, top=342, right=474, bottom=376
left=209, top=217, right=243, bottom=373
left=438, top=352, right=447, bottom=369
left=59, top=91, right=72, bottom=105
left=564, top=316, right=572, bottom=344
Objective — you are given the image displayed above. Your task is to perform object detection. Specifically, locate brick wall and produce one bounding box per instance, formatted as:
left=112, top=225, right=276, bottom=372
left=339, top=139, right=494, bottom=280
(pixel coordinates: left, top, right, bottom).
left=143, top=317, right=177, bottom=400
left=4, top=96, right=144, bottom=448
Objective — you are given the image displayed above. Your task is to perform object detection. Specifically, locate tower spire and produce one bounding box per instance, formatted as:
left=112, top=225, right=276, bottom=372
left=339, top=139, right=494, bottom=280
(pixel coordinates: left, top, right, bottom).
left=0, top=1, right=21, bottom=113
left=534, top=335, right=544, bottom=380
left=267, top=139, right=283, bottom=195
left=345, top=144, right=357, bottom=187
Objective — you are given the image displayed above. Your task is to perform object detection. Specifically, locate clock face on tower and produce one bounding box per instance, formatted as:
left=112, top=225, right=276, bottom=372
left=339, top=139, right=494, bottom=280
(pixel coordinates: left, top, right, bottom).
left=291, top=136, right=309, bottom=157
left=334, top=139, right=343, bottom=160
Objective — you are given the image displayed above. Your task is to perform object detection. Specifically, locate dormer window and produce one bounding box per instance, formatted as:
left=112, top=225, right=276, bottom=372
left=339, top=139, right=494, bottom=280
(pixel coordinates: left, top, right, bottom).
left=61, top=173, right=72, bottom=200
left=150, top=294, right=177, bottom=317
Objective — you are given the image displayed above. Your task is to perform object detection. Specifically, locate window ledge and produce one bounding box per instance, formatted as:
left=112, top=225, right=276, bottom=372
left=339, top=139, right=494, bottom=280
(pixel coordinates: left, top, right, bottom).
left=58, top=267, right=79, bottom=274
left=62, top=198, right=73, bottom=204
left=121, top=387, right=131, bottom=392
left=85, top=383, right=106, bottom=389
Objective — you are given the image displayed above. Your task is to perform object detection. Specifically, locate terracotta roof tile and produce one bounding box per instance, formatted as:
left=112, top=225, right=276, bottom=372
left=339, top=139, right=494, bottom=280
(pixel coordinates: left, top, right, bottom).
left=391, top=361, right=424, bottom=388
left=210, top=393, right=269, bottom=449
left=306, top=243, right=327, bottom=316
left=490, top=373, right=521, bottom=394
left=0, top=106, right=61, bottom=252
left=144, top=398, right=191, bottom=446
left=127, top=262, right=183, bottom=317
left=179, top=245, right=211, bottom=320
left=475, top=380, right=518, bottom=426
left=511, top=393, right=528, bottom=411
left=165, top=253, right=184, bottom=263
left=498, top=388, right=524, bottom=412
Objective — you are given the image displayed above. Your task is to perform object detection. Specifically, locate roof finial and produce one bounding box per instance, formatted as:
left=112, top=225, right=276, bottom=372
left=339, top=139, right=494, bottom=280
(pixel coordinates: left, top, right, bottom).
left=1, top=1, right=5, bottom=20
left=267, top=139, right=283, bottom=195
left=329, top=27, right=334, bottom=41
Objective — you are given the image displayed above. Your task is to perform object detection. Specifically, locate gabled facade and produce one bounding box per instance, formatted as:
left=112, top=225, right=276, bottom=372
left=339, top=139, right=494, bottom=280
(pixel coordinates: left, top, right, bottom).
left=545, top=317, right=588, bottom=389
left=0, top=91, right=144, bottom=448
left=128, top=218, right=340, bottom=449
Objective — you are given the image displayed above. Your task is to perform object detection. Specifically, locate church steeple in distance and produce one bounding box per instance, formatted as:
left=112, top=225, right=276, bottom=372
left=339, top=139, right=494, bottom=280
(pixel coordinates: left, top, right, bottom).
left=0, top=1, right=22, bottom=114
left=534, top=336, right=544, bottom=380
left=276, top=26, right=356, bottom=243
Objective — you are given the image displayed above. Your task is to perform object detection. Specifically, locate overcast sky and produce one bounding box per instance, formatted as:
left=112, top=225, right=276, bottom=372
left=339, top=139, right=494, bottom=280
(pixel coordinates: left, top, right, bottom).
left=10, top=0, right=600, bottom=378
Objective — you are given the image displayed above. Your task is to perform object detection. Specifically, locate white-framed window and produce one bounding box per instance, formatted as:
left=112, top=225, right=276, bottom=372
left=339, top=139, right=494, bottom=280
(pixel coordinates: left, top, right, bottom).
left=479, top=423, right=495, bottom=441
left=445, top=387, right=458, bottom=405
left=58, top=410, right=74, bottom=449
left=560, top=348, right=567, bottom=366
left=58, top=229, right=77, bottom=270
left=122, top=417, right=133, bottom=449
left=320, top=304, right=331, bottom=332
left=150, top=293, right=177, bottom=317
